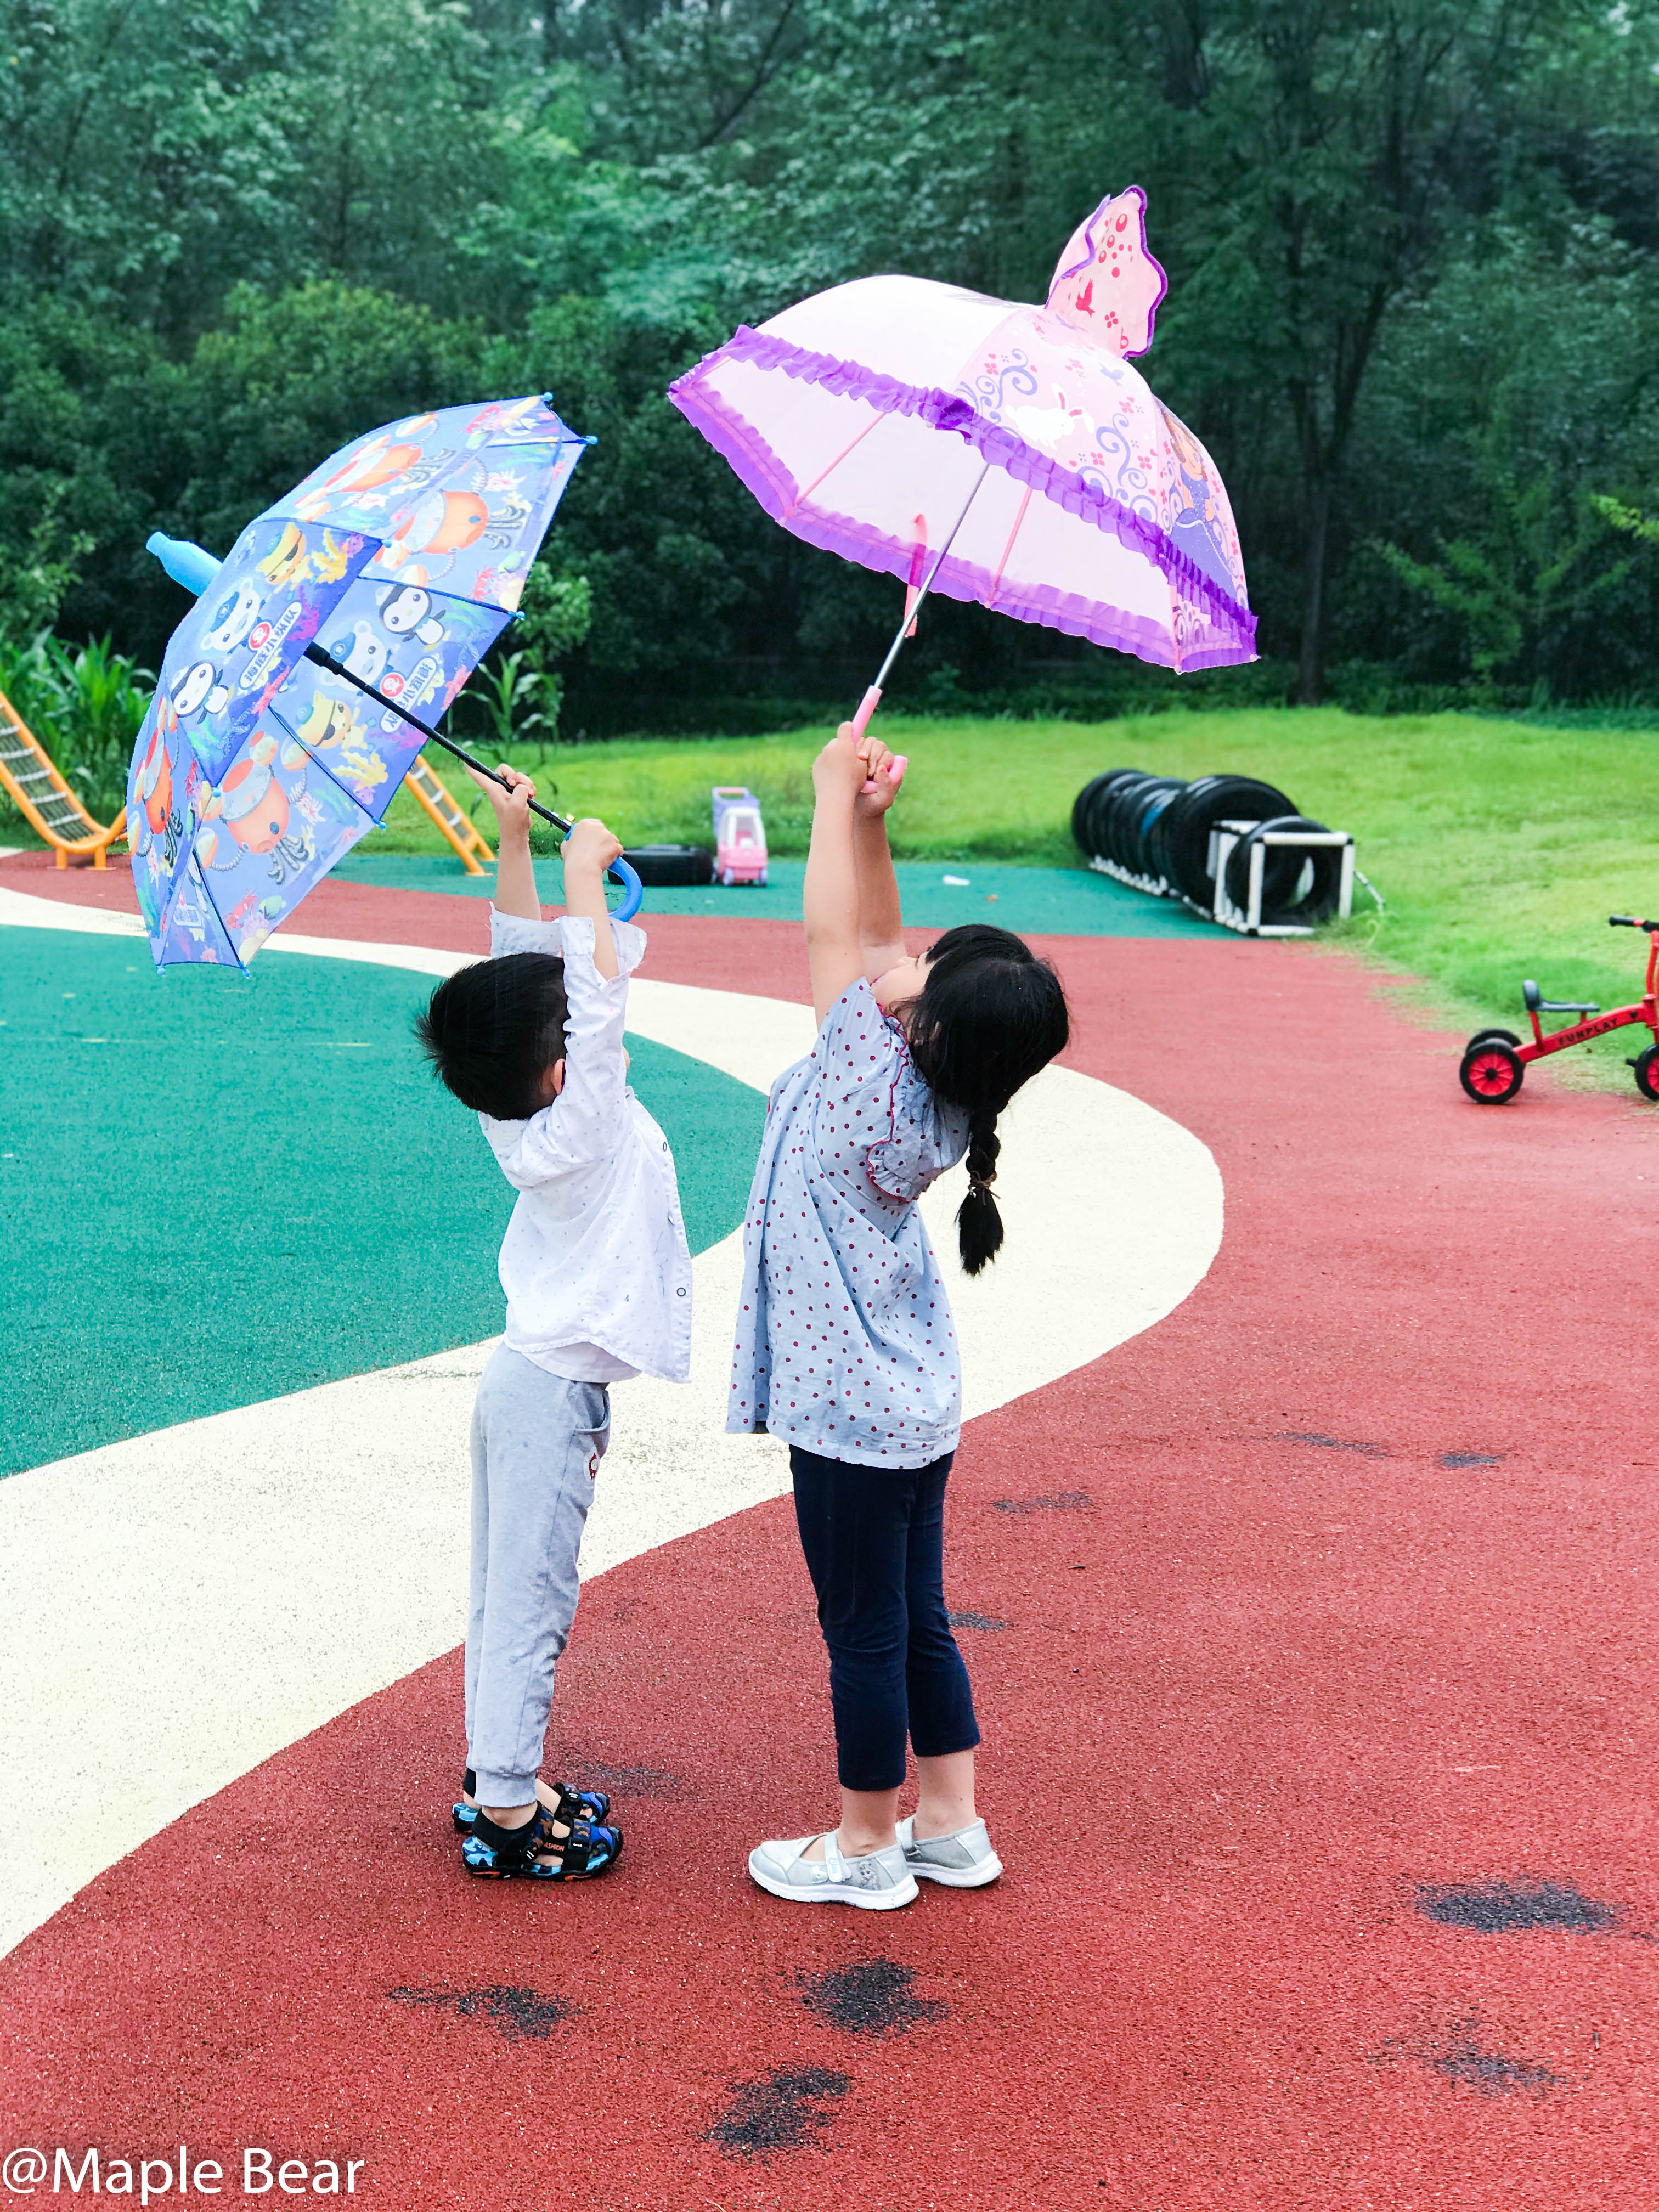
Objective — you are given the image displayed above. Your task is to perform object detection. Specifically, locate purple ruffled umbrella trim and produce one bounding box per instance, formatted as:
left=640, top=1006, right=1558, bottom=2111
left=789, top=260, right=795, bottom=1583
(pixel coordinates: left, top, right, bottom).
left=668, top=325, right=1256, bottom=670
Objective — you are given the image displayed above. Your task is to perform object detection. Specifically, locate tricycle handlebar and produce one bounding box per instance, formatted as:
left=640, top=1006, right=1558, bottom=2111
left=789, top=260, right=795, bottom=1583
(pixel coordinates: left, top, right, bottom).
left=1609, top=913, right=1659, bottom=932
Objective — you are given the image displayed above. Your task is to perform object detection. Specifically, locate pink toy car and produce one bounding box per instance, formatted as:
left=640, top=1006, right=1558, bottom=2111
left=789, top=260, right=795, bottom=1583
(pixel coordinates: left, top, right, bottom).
left=712, top=785, right=769, bottom=887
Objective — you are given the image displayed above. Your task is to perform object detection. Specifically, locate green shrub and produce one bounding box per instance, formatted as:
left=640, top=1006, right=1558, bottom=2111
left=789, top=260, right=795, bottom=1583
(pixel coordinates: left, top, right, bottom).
left=0, top=632, right=153, bottom=832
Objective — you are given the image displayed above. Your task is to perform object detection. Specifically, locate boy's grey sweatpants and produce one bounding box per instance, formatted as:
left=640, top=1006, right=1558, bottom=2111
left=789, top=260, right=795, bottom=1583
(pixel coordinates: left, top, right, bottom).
left=464, top=1344, right=610, bottom=1807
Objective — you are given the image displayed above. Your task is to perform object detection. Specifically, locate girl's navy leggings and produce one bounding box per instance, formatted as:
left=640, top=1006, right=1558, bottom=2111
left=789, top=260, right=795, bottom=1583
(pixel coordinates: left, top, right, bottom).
left=789, top=1444, right=981, bottom=1793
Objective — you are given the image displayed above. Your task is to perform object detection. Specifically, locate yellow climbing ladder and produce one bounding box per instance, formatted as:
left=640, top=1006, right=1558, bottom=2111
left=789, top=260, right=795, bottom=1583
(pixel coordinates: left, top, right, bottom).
left=0, top=687, right=127, bottom=867
left=404, top=753, right=494, bottom=876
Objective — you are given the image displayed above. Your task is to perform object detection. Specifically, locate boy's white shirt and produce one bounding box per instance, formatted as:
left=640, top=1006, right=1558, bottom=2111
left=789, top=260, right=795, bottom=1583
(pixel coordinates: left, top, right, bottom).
left=479, top=907, right=692, bottom=1386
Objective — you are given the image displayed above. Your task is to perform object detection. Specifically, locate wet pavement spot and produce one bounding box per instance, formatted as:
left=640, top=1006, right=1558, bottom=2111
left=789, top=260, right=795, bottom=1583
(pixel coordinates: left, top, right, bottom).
left=994, top=1490, right=1092, bottom=1515
left=794, top=1958, right=947, bottom=2038
left=1279, top=1430, right=1387, bottom=1457
left=947, top=1608, right=1008, bottom=1632
left=1441, top=1451, right=1504, bottom=1468
left=1377, top=2015, right=1562, bottom=2097
left=704, top=2066, right=852, bottom=2157
left=386, top=1983, right=578, bottom=2040
left=1417, top=1878, right=1620, bottom=1935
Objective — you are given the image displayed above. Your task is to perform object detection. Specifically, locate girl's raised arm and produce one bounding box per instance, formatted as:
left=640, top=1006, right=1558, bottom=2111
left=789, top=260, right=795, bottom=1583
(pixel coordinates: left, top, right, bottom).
left=804, top=726, right=872, bottom=1025
left=853, top=743, right=907, bottom=981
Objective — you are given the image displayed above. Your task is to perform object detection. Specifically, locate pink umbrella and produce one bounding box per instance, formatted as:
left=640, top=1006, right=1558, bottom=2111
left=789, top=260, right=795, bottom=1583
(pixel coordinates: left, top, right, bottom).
left=669, top=188, right=1255, bottom=734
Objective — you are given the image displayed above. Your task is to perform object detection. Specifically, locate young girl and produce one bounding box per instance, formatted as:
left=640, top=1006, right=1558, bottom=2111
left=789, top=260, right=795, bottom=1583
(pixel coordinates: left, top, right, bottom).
left=731, top=723, right=1070, bottom=1910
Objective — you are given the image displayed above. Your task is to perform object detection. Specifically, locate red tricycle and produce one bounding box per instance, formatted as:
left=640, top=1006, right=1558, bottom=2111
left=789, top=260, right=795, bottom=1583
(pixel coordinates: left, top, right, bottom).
left=1460, top=913, right=1659, bottom=1103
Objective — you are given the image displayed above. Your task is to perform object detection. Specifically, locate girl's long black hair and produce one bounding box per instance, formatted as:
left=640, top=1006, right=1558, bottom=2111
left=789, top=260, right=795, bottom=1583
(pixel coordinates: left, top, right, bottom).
left=904, top=924, right=1070, bottom=1275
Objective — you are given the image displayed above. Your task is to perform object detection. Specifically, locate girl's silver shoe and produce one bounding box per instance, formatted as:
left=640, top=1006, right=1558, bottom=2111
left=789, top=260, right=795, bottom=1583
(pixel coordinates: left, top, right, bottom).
left=748, top=1831, right=919, bottom=1909
left=895, top=1815, right=1003, bottom=1887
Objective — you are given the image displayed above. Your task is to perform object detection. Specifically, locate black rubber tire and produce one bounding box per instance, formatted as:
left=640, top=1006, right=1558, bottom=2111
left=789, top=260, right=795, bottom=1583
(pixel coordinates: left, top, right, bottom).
left=1466, top=1028, right=1523, bottom=1050
left=1070, top=772, right=1109, bottom=855
left=1080, top=770, right=1141, bottom=861
left=1634, top=1042, right=1659, bottom=1101
left=1108, top=775, right=1184, bottom=876
left=1131, top=779, right=1186, bottom=879
left=1071, top=769, right=1142, bottom=860
left=1094, top=772, right=1161, bottom=870
left=1222, top=814, right=1345, bottom=926
left=1460, top=1041, right=1525, bottom=1104
left=1149, top=775, right=1299, bottom=906
left=620, top=843, right=713, bottom=887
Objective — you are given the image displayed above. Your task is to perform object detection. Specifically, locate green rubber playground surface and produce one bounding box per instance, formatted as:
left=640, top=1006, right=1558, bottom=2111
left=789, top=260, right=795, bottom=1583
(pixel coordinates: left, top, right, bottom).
left=332, top=853, right=1215, bottom=936
left=0, top=927, right=765, bottom=1479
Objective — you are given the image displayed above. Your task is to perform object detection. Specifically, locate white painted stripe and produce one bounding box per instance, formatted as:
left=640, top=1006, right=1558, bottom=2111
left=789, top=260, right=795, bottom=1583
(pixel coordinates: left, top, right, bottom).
left=0, top=898, right=1222, bottom=1955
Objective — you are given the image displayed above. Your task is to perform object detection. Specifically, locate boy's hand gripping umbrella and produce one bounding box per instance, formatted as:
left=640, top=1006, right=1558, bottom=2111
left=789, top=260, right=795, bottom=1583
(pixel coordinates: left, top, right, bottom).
left=131, top=394, right=641, bottom=971
left=670, top=188, right=1255, bottom=737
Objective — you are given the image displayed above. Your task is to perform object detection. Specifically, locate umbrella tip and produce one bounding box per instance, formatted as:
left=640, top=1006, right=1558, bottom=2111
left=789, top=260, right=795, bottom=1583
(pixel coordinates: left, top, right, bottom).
left=147, top=532, right=221, bottom=597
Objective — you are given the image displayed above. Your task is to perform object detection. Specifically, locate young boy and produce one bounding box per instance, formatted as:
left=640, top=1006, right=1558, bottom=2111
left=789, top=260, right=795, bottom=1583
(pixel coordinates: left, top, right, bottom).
left=414, top=765, right=691, bottom=1880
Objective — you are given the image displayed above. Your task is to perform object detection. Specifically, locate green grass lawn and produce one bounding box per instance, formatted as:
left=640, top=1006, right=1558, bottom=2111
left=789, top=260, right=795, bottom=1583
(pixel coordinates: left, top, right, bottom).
left=9, top=707, right=1655, bottom=1087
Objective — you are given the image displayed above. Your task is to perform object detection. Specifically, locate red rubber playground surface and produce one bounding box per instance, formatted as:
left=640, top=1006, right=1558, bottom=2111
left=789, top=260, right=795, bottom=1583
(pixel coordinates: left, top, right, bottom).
left=3, top=851, right=1657, bottom=2209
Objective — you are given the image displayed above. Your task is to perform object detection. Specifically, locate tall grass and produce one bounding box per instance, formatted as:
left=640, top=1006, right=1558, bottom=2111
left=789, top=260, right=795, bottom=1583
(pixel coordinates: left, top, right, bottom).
left=0, top=633, right=153, bottom=829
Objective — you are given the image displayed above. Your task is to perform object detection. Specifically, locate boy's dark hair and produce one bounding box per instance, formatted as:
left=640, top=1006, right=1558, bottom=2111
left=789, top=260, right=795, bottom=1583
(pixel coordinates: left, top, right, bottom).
left=414, top=952, right=569, bottom=1120
left=905, top=924, right=1070, bottom=1277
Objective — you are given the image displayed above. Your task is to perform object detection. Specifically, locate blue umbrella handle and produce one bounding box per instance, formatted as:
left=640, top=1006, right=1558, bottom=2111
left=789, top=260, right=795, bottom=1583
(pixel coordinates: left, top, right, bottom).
left=608, top=855, right=644, bottom=922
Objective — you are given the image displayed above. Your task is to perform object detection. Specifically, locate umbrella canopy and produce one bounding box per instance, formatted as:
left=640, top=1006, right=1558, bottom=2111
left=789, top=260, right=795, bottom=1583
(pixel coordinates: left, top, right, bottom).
left=128, top=396, right=588, bottom=969
left=669, top=188, right=1253, bottom=678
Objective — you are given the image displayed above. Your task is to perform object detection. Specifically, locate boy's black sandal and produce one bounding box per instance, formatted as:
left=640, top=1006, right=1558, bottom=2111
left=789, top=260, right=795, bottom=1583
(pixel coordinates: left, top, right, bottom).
left=461, top=1801, right=624, bottom=1882
left=452, top=1769, right=611, bottom=1835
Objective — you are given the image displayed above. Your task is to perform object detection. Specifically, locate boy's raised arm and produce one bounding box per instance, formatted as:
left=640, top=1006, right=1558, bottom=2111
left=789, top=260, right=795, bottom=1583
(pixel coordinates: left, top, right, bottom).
left=560, top=818, right=622, bottom=982
left=467, top=762, right=542, bottom=921
left=504, top=818, right=636, bottom=1181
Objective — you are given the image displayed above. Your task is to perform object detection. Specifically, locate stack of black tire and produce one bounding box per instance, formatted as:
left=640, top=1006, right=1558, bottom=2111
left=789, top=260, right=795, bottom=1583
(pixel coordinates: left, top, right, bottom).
left=1071, top=769, right=1346, bottom=928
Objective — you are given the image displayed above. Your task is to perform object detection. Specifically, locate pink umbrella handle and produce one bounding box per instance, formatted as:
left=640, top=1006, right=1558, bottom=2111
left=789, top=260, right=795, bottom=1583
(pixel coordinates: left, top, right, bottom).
left=859, top=752, right=907, bottom=798
left=849, top=684, right=906, bottom=795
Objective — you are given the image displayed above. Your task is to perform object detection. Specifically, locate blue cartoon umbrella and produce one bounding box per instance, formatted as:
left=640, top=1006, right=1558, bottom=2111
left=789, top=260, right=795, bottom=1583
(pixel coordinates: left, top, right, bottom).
left=129, top=394, right=639, bottom=969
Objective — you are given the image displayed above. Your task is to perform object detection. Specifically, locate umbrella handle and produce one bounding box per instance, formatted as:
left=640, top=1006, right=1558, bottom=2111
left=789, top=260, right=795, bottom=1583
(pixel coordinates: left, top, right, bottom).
left=847, top=689, right=907, bottom=801
left=607, top=856, right=644, bottom=923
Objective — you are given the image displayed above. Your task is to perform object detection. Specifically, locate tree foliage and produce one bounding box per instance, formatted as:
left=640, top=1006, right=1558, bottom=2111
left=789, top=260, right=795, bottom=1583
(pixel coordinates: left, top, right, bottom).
left=5, top=0, right=1659, bottom=720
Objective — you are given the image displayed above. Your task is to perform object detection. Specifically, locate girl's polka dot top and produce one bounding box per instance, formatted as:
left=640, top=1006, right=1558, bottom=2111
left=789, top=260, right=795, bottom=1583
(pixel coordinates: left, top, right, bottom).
left=727, top=977, right=969, bottom=1469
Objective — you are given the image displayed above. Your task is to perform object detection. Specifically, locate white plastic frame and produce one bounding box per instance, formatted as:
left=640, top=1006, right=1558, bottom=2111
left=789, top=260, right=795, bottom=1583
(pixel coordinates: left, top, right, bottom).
left=1207, top=820, right=1355, bottom=937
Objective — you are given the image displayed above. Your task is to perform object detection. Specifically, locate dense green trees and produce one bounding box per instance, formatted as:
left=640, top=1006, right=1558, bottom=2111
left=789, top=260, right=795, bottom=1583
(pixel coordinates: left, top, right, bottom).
left=5, top=0, right=1659, bottom=725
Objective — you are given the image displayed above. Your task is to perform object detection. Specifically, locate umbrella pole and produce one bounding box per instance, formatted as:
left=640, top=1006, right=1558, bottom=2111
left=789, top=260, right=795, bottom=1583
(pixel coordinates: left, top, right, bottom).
left=302, top=645, right=575, bottom=833
left=302, top=644, right=644, bottom=918
left=851, top=460, right=992, bottom=739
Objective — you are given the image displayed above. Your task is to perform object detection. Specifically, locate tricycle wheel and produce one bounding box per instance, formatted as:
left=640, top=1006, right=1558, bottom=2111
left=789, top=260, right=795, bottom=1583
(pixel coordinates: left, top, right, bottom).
left=1467, top=1027, right=1522, bottom=1049
left=1460, top=1041, right=1524, bottom=1103
left=1633, top=1043, right=1659, bottom=1101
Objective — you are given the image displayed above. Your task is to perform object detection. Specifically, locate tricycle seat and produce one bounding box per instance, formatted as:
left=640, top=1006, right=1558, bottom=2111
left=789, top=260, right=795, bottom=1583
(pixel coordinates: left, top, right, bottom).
left=1523, top=979, right=1600, bottom=1016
